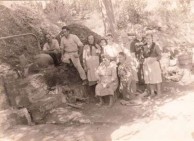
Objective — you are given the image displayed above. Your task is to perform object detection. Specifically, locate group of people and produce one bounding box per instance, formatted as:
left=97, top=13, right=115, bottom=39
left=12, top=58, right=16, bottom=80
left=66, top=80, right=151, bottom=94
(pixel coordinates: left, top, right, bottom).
left=42, top=26, right=163, bottom=107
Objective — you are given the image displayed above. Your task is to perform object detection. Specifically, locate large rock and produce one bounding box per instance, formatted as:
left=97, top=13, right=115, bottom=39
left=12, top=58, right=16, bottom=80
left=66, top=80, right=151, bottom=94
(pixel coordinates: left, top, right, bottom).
left=28, top=94, right=63, bottom=123
left=0, top=5, right=41, bottom=69
left=0, top=77, right=10, bottom=110
left=4, top=75, right=31, bottom=108
left=55, top=23, right=102, bottom=45
left=0, top=108, right=31, bottom=132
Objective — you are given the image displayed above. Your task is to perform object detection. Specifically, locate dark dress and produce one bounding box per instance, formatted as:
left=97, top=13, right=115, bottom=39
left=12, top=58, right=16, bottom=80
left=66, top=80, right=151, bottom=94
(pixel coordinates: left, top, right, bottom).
left=130, top=38, right=146, bottom=84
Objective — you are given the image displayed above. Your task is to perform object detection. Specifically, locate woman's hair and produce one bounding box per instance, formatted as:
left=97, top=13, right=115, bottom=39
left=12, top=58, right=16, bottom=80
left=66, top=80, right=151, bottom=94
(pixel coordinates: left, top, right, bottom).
left=106, top=33, right=113, bottom=38
left=45, top=32, right=52, bottom=37
left=118, top=52, right=127, bottom=59
left=62, top=26, right=70, bottom=31
left=100, top=38, right=108, bottom=45
left=44, top=33, right=53, bottom=42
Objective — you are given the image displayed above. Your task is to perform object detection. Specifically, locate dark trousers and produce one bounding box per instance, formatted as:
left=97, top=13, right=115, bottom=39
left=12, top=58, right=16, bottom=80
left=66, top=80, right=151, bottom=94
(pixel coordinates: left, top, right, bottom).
left=137, top=63, right=145, bottom=84
left=48, top=52, right=62, bottom=66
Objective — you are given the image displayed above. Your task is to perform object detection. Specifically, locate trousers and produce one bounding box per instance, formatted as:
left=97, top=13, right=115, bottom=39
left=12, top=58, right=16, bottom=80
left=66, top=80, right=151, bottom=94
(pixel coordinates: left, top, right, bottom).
left=62, top=52, right=86, bottom=80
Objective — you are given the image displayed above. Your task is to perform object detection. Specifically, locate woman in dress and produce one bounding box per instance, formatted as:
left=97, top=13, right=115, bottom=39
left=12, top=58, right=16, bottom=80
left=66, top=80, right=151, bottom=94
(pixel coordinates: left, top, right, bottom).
left=143, top=34, right=162, bottom=96
left=83, top=35, right=101, bottom=86
left=95, top=55, right=118, bottom=107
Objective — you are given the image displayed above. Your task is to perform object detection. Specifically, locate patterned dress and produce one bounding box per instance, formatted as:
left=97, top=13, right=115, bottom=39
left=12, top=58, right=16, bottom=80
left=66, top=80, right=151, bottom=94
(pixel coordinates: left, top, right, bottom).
left=118, top=60, right=134, bottom=99
left=95, top=62, right=118, bottom=96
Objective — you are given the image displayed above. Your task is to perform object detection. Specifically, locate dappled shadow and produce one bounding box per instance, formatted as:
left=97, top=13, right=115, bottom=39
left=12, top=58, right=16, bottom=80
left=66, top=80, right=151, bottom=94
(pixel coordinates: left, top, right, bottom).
left=1, top=81, right=194, bottom=141
left=111, top=82, right=194, bottom=141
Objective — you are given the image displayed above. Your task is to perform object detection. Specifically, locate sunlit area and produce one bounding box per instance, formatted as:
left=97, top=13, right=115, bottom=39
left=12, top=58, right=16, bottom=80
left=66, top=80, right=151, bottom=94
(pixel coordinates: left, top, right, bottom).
left=0, top=0, right=194, bottom=141
left=111, top=90, right=194, bottom=141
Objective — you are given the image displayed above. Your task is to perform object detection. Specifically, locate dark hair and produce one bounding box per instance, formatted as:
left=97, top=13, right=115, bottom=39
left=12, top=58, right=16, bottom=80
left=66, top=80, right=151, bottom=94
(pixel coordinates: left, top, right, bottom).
left=106, top=33, right=113, bottom=38
left=100, top=38, right=108, bottom=45
left=118, top=52, right=127, bottom=58
left=87, top=35, right=94, bottom=40
left=62, top=26, right=70, bottom=31
left=45, top=32, right=51, bottom=37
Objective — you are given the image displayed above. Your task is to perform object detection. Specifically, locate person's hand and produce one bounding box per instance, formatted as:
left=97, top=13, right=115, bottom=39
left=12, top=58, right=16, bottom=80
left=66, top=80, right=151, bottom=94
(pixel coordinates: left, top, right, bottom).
left=106, top=84, right=110, bottom=88
left=84, top=66, right=88, bottom=72
left=135, top=42, right=144, bottom=46
left=73, top=53, right=79, bottom=58
left=53, top=50, right=58, bottom=54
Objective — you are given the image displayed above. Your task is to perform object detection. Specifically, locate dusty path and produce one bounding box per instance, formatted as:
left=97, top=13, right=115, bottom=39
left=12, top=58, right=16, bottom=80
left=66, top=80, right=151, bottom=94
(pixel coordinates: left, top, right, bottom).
left=0, top=82, right=194, bottom=141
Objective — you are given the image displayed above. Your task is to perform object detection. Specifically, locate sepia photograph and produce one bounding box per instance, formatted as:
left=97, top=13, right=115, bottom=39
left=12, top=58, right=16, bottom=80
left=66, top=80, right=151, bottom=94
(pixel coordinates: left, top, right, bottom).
left=0, top=0, right=194, bottom=140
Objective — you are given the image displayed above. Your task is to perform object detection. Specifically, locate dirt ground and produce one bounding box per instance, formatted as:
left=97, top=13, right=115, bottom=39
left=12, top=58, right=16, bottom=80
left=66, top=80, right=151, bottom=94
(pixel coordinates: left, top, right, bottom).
left=0, top=81, right=194, bottom=141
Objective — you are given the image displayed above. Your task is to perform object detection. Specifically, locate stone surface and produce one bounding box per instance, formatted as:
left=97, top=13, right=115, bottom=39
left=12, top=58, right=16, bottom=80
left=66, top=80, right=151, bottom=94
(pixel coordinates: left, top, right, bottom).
left=45, top=107, right=91, bottom=124
left=0, top=108, right=29, bottom=132
left=0, top=77, right=10, bottom=110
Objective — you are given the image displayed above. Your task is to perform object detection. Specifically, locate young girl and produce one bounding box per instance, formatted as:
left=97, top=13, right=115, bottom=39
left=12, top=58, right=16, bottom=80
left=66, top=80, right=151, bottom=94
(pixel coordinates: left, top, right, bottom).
left=118, top=52, right=138, bottom=100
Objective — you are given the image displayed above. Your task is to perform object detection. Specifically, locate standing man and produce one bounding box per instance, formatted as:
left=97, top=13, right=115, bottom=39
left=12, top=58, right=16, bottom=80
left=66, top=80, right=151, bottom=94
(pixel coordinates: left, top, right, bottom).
left=60, top=26, right=87, bottom=85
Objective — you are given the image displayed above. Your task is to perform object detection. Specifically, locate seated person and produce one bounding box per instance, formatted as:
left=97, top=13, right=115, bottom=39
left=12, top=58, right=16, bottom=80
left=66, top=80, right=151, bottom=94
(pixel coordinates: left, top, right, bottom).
left=95, top=55, right=118, bottom=107
left=43, top=33, right=62, bottom=66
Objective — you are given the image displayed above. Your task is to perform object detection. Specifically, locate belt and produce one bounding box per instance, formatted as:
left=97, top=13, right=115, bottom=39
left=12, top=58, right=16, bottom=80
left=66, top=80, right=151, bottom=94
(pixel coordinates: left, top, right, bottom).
left=65, top=50, right=78, bottom=53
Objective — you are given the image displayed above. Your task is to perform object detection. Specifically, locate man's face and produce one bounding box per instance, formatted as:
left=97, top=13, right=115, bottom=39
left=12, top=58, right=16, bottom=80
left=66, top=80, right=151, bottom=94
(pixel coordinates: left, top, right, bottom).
left=46, top=34, right=52, bottom=42
left=62, top=29, right=70, bottom=37
left=146, top=35, right=153, bottom=45
left=136, top=30, right=144, bottom=41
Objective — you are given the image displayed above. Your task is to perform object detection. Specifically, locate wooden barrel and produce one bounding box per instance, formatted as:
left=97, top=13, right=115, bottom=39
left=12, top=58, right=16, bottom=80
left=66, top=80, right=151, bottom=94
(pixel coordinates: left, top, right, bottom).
left=178, top=53, right=193, bottom=69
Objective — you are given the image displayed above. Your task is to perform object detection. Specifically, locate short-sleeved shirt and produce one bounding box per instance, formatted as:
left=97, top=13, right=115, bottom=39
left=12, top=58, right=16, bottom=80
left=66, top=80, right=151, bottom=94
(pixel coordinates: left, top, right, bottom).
left=60, top=34, right=83, bottom=53
left=43, top=39, right=59, bottom=51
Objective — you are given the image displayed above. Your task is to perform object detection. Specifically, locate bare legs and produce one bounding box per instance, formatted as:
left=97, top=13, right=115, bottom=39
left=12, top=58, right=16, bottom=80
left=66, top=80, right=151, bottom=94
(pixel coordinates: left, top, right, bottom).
left=97, top=96, right=113, bottom=107
left=148, top=83, right=162, bottom=97
left=149, top=84, right=155, bottom=96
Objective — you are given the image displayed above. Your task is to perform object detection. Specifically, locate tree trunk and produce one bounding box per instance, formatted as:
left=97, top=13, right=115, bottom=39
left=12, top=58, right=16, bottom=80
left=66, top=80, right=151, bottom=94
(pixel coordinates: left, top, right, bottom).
left=99, top=0, right=118, bottom=40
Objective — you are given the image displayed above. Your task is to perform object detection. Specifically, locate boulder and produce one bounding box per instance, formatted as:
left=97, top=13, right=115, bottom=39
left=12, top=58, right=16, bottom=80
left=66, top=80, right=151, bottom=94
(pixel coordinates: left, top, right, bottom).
left=28, top=94, right=63, bottom=123
left=0, top=77, right=10, bottom=110
left=55, top=23, right=102, bottom=45
left=0, top=108, right=30, bottom=132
